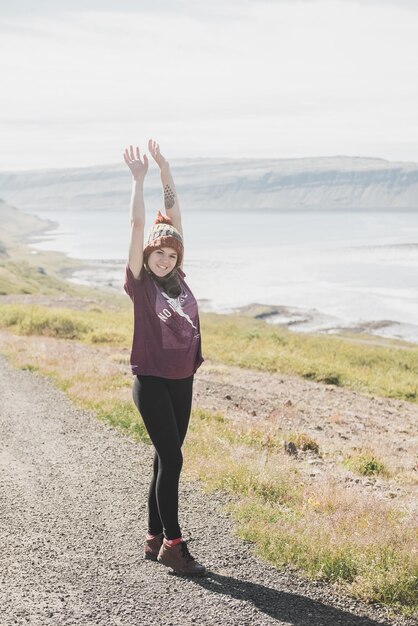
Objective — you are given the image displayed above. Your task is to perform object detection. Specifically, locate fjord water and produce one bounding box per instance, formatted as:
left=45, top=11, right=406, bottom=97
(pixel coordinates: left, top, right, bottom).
left=29, top=209, right=418, bottom=339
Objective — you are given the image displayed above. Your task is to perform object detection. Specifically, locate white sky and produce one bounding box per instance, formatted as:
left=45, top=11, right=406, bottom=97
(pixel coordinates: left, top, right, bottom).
left=1, top=0, right=417, bottom=170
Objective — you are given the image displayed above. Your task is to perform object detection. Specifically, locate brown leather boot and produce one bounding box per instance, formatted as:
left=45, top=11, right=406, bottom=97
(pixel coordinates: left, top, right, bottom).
left=144, top=533, right=164, bottom=561
left=157, top=540, right=206, bottom=576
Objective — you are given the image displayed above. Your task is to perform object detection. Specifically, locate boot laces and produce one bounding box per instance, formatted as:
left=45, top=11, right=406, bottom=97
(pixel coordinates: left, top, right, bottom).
left=180, top=540, right=195, bottom=563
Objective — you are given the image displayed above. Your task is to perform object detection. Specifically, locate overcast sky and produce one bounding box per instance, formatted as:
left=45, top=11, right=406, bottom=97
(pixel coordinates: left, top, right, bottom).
left=1, top=0, right=417, bottom=170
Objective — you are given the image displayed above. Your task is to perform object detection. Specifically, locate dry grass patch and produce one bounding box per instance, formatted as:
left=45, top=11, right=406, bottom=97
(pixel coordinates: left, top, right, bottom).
left=232, top=495, right=417, bottom=614
left=328, top=412, right=345, bottom=424
left=185, top=408, right=418, bottom=616
left=286, top=432, right=320, bottom=454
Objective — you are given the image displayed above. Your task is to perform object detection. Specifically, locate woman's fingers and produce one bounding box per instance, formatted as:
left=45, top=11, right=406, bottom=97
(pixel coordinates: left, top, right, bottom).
left=123, top=144, right=150, bottom=169
left=148, top=138, right=163, bottom=165
left=123, top=146, right=143, bottom=162
left=148, top=138, right=159, bottom=155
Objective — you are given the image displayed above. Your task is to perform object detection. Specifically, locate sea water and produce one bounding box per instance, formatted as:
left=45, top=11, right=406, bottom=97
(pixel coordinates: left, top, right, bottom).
left=28, top=209, right=418, bottom=341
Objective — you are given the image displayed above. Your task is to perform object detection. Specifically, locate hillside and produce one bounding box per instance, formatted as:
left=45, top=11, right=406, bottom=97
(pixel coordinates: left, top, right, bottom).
left=1, top=156, right=418, bottom=213
left=0, top=199, right=89, bottom=296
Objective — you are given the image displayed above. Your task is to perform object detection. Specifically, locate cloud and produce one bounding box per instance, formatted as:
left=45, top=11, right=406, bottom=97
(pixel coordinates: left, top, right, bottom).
left=2, top=0, right=418, bottom=16
left=1, top=0, right=418, bottom=168
left=350, top=0, right=418, bottom=8
left=0, top=0, right=285, bottom=20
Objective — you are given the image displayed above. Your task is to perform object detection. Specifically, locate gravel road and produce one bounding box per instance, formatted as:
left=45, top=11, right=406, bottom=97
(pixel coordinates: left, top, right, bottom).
left=0, top=355, right=414, bottom=626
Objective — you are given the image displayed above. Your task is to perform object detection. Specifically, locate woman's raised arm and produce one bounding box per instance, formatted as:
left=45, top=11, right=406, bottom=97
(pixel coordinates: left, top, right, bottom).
left=123, top=145, right=149, bottom=278
left=148, top=140, right=184, bottom=267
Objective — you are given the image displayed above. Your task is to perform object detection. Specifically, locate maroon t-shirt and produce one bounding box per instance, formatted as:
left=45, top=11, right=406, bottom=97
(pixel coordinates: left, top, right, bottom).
left=124, top=265, right=204, bottom=379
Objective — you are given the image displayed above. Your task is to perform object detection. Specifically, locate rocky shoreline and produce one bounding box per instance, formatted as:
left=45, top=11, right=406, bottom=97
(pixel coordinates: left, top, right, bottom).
left=61, top=258, right=418, bottom=345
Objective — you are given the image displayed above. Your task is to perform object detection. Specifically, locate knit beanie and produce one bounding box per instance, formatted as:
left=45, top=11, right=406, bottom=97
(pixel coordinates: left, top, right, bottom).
left=143, top=211, right=184, bottom=267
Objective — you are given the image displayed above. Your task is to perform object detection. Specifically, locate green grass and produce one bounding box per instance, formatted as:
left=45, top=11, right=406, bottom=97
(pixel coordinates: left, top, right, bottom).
left=88, top=399, right=150, bottom=444
left=55, top=372, right=150, bottom=444
left=200, top=313, right=418, bottom=402
left=0, top=304, right=130, bottom=343
left=0, top=260, right=81, bottom=296
left=1, top=303, right=417, bottom=403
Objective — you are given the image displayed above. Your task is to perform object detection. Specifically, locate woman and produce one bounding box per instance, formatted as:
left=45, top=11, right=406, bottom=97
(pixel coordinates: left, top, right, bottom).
left=123, top=139, right=206, bottom=576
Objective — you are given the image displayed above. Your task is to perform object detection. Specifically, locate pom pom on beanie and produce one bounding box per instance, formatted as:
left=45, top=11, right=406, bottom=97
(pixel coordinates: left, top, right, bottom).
left=154, top=210, right=172, bottom=225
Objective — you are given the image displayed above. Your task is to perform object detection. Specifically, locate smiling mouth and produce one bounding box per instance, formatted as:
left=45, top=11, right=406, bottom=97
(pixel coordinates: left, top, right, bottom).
left=157, top=265, right=168, bottom=270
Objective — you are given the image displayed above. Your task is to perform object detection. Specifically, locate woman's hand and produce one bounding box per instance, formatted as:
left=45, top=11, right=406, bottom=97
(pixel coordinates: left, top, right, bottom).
left=148, top=138, right=169, bottom=170
left=123, top=145, right=149, bottom=181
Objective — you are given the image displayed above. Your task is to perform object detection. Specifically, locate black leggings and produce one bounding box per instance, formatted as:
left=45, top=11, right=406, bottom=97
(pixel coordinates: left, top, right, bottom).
left=132, top=374, right=194, bottom=540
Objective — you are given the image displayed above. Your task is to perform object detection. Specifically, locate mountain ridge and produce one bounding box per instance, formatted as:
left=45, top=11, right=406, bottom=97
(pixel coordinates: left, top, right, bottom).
left=1, top=155, right=417, bottom=212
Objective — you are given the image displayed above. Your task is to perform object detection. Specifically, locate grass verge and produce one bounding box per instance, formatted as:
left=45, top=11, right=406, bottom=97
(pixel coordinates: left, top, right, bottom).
left=200, top=313, right=418, bottom=402
left=0, top=303, right=417, bottom=402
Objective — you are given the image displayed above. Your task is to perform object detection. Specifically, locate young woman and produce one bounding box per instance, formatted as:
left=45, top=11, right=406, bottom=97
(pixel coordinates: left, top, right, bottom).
left=123, top=139, right=206, bottom=576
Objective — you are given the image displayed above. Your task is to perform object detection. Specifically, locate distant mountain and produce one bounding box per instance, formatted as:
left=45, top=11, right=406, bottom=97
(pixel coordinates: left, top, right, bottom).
left=0, top=156, right=418, bottom=212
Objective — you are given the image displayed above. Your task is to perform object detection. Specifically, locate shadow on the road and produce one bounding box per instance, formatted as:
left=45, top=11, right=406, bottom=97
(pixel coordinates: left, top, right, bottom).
left=188, top=571, right=392, bottom=626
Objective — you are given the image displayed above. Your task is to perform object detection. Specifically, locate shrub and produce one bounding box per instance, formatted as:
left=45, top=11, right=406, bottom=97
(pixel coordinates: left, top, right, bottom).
left=343, top=452, right=388, bottom=477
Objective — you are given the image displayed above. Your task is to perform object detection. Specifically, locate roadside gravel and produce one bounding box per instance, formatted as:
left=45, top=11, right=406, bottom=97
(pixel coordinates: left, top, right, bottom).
left=0, top=355, right=414, bottom=626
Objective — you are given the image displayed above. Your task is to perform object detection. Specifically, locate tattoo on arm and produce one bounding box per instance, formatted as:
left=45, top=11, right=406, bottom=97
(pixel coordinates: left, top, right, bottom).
left=164, top=184, right=176, bottom=209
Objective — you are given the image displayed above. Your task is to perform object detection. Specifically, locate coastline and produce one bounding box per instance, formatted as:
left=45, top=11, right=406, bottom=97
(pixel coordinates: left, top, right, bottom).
left=61, top=259, right=418, bottom=346
left=2, top=199, right=417, bottom=346
left=234, top=302, right=418, bottom=346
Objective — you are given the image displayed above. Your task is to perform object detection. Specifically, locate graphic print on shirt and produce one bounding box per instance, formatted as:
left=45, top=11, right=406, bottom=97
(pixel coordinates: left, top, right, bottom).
left=161, top=291, right=197, bottom=329
left=155, top=287, right=200, bottom=350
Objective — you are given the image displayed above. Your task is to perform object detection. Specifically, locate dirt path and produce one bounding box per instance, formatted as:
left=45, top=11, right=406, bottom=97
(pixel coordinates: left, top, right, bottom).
left=0, top=355, right=414, bottom=626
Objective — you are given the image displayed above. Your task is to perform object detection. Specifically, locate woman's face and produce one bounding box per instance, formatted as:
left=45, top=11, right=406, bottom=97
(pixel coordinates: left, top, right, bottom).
left=146, top=246, right=178, bottom=277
